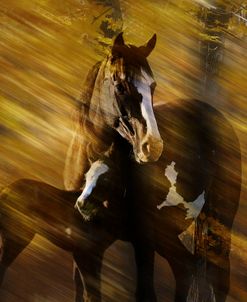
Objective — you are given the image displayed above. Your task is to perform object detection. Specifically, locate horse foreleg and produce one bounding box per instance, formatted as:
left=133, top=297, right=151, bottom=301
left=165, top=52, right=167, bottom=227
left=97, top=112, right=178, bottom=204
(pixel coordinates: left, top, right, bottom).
left=133, top=243, right=157, bottom=302
left=73, top=261, right=85, bottom=302
left=0, top=230, right=34, bottom=287
left=168, top=256, right=193, bottom=302
left=203, top=227, right=231, bottom=302
left=204, top=260, right=230, bottom=302
left=162, top=238, right=195, bottom=302
left=193, top=213, right=232, bottom=302
left=73, top=248, right=104, bottom=302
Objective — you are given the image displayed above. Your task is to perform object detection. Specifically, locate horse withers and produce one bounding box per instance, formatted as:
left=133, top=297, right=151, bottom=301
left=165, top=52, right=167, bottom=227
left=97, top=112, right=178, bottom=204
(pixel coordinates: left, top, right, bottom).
left=76, top=99, right=242, bottom=302
left=64, top=32, right=163, bottom=191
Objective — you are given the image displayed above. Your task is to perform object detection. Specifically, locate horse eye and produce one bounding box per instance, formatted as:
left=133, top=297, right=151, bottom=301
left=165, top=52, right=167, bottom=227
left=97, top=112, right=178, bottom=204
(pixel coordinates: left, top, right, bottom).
left=116, top=83, right=125, bottom=94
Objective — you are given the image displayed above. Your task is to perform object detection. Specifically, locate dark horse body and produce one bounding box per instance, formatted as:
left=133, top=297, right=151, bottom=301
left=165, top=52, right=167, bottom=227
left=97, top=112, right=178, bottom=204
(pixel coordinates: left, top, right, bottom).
left=127, top=100, right=242, bottom=302
left=0, top=173, right=127, bottom=302
left=0, top=100, right=241, bottom=302
left=75, top=99, right=241, bottom=302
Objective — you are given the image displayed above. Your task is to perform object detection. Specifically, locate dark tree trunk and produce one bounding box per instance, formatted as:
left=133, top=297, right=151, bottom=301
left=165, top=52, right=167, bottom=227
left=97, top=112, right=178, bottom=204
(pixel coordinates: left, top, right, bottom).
left=199, top=4, right=231, bottom=101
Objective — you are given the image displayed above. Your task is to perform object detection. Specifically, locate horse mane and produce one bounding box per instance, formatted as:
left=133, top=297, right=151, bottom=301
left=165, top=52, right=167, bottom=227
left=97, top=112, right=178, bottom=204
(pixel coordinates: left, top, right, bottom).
left=73, top=61, right=101, bottom=126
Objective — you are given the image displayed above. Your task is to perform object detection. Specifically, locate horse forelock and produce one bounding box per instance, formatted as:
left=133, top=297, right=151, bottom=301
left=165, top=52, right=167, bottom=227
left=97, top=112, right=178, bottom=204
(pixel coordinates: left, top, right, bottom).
left=109, top=44, right=153, bottom=82
left=88, top=60, right=109, bottom=120
left=127, top=44, right=154, bottom=77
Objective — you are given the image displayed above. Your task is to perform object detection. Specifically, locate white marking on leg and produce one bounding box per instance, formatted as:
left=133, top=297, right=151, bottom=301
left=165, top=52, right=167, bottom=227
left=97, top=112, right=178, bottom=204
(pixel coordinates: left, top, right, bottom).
left=187, top=276, right=216, bottom=302
left=209, top=284, right=216, bottom=302
left=76, top=160, right=109, bottom=207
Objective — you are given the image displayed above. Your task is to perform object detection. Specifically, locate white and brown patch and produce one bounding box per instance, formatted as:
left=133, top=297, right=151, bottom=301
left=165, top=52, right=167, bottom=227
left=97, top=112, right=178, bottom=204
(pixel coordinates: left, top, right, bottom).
left=157, top=161, right=206, bottom=254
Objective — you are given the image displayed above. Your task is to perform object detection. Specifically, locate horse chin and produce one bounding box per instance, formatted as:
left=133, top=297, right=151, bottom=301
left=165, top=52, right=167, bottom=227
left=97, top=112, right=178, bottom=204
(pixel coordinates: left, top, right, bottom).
left=75, top=202, right=108, bottom=222
left=75, top=203, right=99, bottom=222
left=133, top=149, right=157, bottom=164
left=134, top=153, right=148, bottom=164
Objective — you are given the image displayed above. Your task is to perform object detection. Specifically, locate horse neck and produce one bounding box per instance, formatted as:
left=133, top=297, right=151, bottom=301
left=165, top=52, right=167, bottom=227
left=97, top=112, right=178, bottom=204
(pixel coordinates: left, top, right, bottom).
left=85, top=120, right=116, bottom=159
left=85, top=58, right=117, bottom=154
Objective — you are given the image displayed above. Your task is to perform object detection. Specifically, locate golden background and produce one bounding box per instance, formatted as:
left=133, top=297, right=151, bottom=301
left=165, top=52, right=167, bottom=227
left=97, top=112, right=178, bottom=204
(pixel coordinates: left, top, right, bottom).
left=0, top=0, right=246, bottom=301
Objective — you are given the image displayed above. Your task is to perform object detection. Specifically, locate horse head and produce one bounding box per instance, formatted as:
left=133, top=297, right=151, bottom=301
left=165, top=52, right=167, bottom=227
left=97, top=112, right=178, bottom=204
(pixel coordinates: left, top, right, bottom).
left=75, top=158, right=124, bottom=222
left=89, top=33, right=163, bottom=163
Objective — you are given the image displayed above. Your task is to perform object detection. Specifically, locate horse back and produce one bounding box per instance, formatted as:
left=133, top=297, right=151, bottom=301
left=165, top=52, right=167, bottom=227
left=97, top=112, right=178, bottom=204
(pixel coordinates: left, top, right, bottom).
left=155, top=99, right=241, bottom=214
left=0, top=179, right=80, bottom=232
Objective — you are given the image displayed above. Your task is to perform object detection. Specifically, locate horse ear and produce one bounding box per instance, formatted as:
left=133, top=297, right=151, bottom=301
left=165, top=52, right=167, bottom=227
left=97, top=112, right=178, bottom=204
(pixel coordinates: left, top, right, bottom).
left=112, top=32, right=125, bottom=56
left=139, top=34, right=157, bottom=57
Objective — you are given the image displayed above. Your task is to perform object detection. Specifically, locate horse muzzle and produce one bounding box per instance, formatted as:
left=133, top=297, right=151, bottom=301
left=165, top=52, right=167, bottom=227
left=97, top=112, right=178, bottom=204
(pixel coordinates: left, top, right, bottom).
left=75, top=198, right=98, bottom=222
left=135, top=136, right=163, bottom=163
left=75, top=197, right=109, bottom=222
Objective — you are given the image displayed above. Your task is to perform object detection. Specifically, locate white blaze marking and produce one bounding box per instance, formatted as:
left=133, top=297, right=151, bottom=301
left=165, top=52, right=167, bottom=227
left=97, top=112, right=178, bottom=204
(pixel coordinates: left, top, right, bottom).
left=157, top=161, right=205, bottom=220
left=135, top=68, right=161, bottom=139
left=76, top=160, right=109, bottom=205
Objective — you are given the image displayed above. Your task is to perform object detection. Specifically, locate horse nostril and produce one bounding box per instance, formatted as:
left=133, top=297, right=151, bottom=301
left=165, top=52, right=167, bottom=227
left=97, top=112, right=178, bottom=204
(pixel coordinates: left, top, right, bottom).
left=75, top=198, right=84, bottom=210
left=141, top=141, right=150, bottom=155
left=138, top=137, right=163, bottom=162
left=103, top=200, right=109, bottom=208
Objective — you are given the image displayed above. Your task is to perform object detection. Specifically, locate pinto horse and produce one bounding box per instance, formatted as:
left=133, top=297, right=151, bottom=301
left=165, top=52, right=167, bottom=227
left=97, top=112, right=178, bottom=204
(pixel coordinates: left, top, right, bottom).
left=76, top=99, right=242, bottom=302
left=64, top=32, right=163, bottom=191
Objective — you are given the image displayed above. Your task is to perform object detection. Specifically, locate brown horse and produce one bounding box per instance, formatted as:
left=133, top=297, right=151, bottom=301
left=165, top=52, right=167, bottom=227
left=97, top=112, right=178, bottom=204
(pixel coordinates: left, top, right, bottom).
left=0, top=152, right=127, bottom=302
left=64, top=32, right=163, bottom=191
left=0, top=122, right=134, bottom=301
left=76, top=99, right=242, bottom=302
